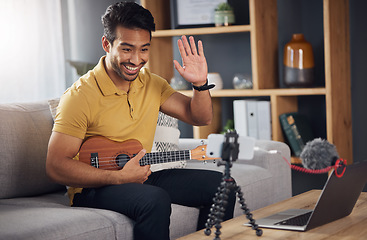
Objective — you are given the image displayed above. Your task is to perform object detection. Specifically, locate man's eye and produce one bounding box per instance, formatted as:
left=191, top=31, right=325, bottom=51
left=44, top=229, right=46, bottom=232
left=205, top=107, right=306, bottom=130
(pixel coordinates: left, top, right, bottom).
left=122, top=48, right=131, bottom=52
left=141, top=48, right=149, bottom=52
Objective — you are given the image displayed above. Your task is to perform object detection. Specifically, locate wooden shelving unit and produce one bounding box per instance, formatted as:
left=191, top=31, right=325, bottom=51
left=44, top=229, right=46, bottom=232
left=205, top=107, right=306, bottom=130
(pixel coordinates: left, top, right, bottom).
left=179, top=88, right=327, bottom=98
left=141, top=0, right=353, bottom=164
left=152, top=25, right=252, bottom=37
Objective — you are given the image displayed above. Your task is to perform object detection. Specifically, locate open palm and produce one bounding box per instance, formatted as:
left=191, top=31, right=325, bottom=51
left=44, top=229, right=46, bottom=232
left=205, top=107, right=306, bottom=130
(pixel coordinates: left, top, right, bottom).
left=173, top=36, right=208, bottom=86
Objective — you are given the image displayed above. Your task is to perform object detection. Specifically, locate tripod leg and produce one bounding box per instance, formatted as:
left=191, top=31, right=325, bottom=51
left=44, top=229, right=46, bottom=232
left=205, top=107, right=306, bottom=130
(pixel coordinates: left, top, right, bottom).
left=205, top=186, right=221, bottom=233
left=236, top=185, right=263, bottom=236
left=204, top=180, right=231, bottom=240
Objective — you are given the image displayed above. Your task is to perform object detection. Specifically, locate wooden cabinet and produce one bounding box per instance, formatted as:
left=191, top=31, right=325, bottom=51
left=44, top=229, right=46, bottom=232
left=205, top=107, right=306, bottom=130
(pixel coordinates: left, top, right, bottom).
left=141, top=0, right=352, bottom=164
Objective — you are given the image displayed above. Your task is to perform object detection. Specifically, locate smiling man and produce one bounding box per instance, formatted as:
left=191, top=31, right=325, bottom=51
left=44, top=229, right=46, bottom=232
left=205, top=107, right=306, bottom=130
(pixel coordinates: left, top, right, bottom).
left=46, top=2, right=235, bottom=240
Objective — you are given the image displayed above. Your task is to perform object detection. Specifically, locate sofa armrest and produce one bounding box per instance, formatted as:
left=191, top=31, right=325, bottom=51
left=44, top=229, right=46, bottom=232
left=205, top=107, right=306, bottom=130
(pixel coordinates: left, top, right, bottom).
left=252, top=140, right=292, bottom=203
left=250, top=140, right=291, bottom=169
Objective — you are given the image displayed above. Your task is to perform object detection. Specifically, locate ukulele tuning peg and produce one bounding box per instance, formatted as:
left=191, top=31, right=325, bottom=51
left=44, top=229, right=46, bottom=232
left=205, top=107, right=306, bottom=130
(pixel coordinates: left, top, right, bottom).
left=203, top=160, right=208, bottom=164
left=200, top=140, right=205, bottom=145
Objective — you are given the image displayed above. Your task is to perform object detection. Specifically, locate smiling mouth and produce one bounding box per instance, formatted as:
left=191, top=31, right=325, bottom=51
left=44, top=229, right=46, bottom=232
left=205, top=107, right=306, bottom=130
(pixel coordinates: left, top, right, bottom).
left=122, top=64, right=141, bottom=76
left=125, top=65, right=139, bottom=71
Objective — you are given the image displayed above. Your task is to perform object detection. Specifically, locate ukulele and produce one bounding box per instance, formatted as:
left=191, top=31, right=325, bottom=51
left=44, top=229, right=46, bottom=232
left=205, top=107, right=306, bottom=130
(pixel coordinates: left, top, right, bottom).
left=78, top=136, right=217, bottom=170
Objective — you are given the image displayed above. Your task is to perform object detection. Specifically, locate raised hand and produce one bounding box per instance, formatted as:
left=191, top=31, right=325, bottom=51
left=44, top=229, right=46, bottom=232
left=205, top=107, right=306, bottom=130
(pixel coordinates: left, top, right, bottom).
left=173, top=35, right=208, bottom=86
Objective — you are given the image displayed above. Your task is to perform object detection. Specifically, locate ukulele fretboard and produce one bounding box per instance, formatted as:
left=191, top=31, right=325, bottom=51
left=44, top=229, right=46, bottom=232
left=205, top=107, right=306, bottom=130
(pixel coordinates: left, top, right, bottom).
left=139, top=150, right=191, bottom=166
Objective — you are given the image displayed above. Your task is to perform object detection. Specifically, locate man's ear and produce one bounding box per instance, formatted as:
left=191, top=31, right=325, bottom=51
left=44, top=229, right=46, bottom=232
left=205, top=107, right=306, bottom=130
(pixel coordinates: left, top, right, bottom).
left=102, top=36, right=111, bottom=53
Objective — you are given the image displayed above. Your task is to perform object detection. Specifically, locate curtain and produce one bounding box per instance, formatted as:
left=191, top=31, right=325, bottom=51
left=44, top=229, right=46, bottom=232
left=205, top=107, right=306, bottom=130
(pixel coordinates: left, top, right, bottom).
left=0, top=0, right=65, bottom=103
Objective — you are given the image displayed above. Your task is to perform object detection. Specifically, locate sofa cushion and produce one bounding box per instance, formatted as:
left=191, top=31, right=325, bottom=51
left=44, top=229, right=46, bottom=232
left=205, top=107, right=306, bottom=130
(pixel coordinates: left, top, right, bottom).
left=0, top=102, right=65, bottom=199
left=170, top=203, right=199, bottom=239
left=0, top=204, right=126, bottom=240
left=0, top=191, right=69, bottom=208
left=0, top=190, right=199, bottom=240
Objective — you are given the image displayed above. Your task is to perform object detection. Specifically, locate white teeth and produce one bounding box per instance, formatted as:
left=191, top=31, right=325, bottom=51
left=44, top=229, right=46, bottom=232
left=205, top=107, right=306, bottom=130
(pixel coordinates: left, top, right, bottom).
left=126, top=65, right=138, bottom=71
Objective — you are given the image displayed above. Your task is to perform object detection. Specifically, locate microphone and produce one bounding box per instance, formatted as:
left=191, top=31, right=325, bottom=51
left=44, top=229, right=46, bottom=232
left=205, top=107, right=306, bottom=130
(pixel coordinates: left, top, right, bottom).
left=296, top=138, right=346, bottom=177
left=300, top=138, right=339, bottom=170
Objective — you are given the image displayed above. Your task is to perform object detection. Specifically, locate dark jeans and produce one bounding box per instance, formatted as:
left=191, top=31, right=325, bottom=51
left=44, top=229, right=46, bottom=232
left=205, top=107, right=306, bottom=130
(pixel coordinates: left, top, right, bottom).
left=73, top=169, right=235, bottom=240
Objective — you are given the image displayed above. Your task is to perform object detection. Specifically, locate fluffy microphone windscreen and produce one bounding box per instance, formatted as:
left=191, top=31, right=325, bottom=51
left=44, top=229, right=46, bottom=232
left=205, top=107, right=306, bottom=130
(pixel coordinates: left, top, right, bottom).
left=300, top=138, right=339, bottom=169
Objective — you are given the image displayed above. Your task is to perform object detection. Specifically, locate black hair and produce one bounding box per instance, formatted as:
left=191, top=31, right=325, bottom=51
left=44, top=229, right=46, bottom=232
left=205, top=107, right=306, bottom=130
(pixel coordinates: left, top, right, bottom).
left=101, top=2, right=155, bottom=44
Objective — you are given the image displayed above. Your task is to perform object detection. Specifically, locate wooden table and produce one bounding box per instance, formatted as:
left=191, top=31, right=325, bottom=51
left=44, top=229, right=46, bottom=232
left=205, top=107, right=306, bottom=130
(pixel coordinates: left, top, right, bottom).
left=178, top=190, right=367, bottom=240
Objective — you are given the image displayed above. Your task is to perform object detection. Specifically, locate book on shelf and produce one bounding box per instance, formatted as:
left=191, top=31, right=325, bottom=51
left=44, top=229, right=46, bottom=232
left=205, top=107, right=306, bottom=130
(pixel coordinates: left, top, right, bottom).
left=233, top=99, right=272, bottom=140
left=279, top=112, right=314, bottom=157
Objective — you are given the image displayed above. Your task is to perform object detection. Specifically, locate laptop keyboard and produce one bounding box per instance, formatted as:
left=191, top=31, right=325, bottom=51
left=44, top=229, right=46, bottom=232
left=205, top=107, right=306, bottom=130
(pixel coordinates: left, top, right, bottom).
left=275, top=211, right=312, bottom=226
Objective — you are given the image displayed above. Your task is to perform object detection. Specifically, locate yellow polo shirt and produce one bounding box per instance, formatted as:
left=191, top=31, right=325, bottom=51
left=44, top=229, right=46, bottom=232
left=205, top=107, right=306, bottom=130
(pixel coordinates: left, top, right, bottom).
left=52, top=56, right=176, bottom=204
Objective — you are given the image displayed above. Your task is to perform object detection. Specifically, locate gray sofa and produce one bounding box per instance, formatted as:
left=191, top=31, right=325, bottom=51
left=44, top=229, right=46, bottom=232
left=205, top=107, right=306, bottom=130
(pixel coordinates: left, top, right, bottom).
left=0, top=101, right=292, bottom=240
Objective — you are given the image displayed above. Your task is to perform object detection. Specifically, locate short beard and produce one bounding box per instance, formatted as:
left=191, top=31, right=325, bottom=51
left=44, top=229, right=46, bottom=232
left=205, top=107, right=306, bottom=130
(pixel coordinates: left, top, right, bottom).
left=111, top=61, right=137, bottom=82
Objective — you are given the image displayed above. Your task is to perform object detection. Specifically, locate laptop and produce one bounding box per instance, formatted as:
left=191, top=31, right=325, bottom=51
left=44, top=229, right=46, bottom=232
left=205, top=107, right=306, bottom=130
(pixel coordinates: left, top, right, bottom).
left=245, top=160, right=367, bottom=231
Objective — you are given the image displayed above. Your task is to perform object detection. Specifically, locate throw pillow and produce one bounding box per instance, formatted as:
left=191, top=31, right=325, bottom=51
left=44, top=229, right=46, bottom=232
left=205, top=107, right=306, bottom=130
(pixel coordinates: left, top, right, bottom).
left=150, top=112, right=185, bottom=172
left=48, top=98, right=59, bottom=120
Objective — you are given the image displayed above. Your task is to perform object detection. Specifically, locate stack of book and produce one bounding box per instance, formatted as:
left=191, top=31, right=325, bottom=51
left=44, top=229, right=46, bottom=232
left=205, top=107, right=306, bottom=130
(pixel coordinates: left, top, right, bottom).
left=233, top=99, right=272, bottom=140
left=279, top=112, right=314, bottom=157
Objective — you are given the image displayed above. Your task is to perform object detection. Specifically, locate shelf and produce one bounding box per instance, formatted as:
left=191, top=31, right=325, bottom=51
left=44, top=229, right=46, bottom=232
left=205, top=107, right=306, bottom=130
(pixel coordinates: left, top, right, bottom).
left=152, top=25, right=252, bottom=37
left=142, top=0, right=353, bottom=164
left=179, top=88, right=326, bottom=98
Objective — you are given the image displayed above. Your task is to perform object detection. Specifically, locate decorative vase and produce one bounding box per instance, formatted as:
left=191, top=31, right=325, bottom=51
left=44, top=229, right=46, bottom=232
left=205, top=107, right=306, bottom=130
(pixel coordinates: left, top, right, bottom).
left=283, top=33, right=314, bottom=87
left=207, top=73, right=223, bottom=90
left=214, top=10, right=235, bottom=27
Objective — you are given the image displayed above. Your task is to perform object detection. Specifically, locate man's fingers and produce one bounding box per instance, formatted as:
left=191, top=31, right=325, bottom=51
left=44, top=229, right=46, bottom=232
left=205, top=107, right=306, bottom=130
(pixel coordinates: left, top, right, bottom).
left=132, top=149, right=146, bottom=164
left=197, top=40, right=205, bottom=57
left=189, top=36, right=198, bottom=56
left=173, top=60, right=184, bottom=75
left=177, top=39, right=187, bottom=57
left=181, top=35, right=193, bottom=55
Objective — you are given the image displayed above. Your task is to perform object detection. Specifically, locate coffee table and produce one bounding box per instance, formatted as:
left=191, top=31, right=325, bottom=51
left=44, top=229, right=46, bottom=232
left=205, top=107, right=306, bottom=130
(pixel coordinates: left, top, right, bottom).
left=178, top=190, right=367, bottom=240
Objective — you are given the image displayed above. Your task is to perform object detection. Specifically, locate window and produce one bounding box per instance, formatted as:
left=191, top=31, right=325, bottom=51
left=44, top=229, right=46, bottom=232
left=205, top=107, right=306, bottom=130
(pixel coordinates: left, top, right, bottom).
left=0, top=0, right=65, bottom=103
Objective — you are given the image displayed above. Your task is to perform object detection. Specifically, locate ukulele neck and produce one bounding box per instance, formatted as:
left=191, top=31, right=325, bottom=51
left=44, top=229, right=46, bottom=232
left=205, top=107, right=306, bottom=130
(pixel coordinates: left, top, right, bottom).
left=140, top=150, right=191, bottom=166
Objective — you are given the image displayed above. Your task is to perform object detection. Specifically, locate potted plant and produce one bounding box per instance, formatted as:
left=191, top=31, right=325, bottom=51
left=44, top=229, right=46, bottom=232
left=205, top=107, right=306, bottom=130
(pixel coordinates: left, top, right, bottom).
left=214, top=2, right=235, bottom=27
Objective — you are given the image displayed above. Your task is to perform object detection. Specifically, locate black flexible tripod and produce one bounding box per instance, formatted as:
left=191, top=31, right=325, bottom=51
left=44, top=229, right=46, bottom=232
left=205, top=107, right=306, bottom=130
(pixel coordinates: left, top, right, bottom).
left=204, top=131, right=263, bottom=239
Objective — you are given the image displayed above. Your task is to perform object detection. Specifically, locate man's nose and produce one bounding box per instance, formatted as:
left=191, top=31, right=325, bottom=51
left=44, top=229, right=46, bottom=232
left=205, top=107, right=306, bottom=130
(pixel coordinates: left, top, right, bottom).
left=130, top=51, right=141, bottom=65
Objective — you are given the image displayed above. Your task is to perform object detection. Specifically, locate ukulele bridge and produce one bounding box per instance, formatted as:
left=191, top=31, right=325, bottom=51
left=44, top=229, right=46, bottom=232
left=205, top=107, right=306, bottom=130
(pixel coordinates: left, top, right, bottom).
left=91, top=153, right=99, bottom=168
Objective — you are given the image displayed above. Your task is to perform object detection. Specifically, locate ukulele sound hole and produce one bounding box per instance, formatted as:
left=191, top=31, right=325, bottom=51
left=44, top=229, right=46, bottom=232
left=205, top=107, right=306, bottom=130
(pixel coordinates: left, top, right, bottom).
left=115, top=154, right=130, bottom=168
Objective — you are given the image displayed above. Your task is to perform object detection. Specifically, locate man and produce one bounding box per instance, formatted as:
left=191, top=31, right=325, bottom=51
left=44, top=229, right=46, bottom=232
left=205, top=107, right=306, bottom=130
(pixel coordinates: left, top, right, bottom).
left=46, top=2, right=235, bottom=240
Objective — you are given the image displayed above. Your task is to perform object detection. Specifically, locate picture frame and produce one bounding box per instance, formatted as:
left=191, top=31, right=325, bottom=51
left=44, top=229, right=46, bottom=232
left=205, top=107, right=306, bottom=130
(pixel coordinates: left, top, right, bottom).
left=170, top=0, right=224, bottom=29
